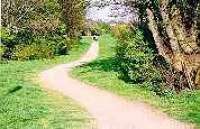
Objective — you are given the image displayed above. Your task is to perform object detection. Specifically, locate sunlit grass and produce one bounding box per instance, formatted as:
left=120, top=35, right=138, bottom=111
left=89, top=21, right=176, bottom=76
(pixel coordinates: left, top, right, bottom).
left=0, top=37, right=95, bottom=129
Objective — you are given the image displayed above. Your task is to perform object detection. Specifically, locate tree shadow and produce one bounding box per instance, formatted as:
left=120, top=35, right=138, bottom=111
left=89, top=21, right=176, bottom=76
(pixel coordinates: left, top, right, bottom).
left=78, top=57, right=137, bottom=84
left=7, top=86, right=22, bottom=94
left=79, top=57, right=119, bottom=72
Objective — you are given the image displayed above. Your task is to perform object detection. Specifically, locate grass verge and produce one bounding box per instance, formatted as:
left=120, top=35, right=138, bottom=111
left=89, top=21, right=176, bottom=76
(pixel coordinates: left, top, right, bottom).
left=71, top=34, right=200, bottom=128
left=0, top=37, right=95, bottom=129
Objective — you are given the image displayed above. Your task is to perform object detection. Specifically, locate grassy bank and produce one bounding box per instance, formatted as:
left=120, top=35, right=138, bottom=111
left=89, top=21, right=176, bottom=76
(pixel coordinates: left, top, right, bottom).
left=0, top=37, right=95, bottom=129
left=71, top=34, right=200, bottom=128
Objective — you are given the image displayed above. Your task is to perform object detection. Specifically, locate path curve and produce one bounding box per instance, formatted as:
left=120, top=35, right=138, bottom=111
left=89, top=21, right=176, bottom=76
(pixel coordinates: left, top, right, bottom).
left=40, top=41, right=193, bottom=129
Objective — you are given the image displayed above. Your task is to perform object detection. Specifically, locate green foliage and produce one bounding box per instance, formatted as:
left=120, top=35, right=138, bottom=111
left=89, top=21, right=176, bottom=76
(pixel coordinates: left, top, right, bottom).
left=0, top=27, right=16, bottom=47
left=2, top=0, right=62, bottom=35
left=0, top=27, right=15, bottom=41
left=0, top=45, right=4, bottom=56
left=1, top=27, right=37, bottom=59
left=13, top=43, right=54, bottom=60
left=0, top=27, right=16, bottom=59
left=96, top=23, right=111, bottom=34
left=59, top=0, right=86, bottom=37
left=0, top=44, right=5, bottom=62
left=12, top=36, right=79, bottom=60
left=115, top=27, right=162, bottom=85
left=111, top=24, right=129, bottom=38
left=36, top=36, right=69, bottom=56
left=0, top=26, right=81, bottom=60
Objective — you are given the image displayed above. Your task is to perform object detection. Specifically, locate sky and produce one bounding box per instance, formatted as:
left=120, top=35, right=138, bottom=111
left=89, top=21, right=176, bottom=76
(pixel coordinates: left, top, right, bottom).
left=86, top=0, right=137, bottom=23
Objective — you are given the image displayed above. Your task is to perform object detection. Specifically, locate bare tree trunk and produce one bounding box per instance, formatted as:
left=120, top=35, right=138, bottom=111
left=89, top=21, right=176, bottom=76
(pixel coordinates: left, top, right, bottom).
left=160, top=0, right=181, bottom=54
left=146, top=8, right=172, bottom=63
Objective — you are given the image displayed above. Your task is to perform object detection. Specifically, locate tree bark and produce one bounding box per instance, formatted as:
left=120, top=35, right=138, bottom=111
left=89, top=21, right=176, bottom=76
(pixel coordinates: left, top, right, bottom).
left=146, top=1, right=200, bottom=90
left=146, top=8, right=172, bottom=63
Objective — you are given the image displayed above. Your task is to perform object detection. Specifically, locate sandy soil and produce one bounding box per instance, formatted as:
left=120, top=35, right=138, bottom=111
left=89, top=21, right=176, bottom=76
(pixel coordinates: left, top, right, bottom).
left=40, top=41, right=193, bottom=129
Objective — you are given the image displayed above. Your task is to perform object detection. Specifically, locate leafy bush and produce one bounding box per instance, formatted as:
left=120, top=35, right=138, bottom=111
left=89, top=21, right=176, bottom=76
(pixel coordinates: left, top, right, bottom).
left=11, top=35, right=82, bottom=60
left=0, top=27, right=16, bottom=59
left=0, top=27, right=36, bottom=58
left=34, top=37, right=66, bottom=55
left=13, top=43, right=54, bottom=60
left=0, top=44, right=5, bottom=62
left=96, top=23, right=111, bottom=34
left=115, top=26, right=164, bottom=93
left=0, top=26, right=74, bottom=60
left=111, top=24, right=129, bottom=38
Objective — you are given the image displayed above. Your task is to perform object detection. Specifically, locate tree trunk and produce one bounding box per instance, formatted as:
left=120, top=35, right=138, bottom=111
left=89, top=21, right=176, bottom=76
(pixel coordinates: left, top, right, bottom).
left=146, top=8, right=172, bottom=63
left=146, top=0, right=200, bottom=90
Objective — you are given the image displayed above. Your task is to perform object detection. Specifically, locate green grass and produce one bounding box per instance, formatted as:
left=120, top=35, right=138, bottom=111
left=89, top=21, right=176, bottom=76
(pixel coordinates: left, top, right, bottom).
left=0, top=37, right=95, bottom=129
left=71, top=34, right=200, bottom=128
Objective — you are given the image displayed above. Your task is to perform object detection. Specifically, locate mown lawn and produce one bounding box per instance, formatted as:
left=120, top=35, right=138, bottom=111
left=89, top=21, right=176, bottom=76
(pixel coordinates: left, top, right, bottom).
left=71, top=34, right=200, bottom=128
left=0, top=37, right=95, bottom=129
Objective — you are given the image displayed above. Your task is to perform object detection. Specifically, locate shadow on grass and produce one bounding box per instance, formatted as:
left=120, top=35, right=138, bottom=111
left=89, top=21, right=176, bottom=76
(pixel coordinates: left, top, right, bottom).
left=187, top=112, right=200, bottom=124
left=80, top=57, right=119, bottom=72
left=77, top=56, right=136, bottom=85
left=78, top=57, right=136, bottom=83
left=7, top=86, right=22, bottom=94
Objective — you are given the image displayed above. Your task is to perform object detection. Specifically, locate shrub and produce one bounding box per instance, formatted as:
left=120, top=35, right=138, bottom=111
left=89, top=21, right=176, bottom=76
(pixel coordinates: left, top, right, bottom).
left=111, top=24, right=129, bottom=38
left=0, top=45, right=4, bottom=57
left=0, top=27, right=16, bottom=59
left=12, top=36, right=79, bottom=60
left=96, top=23, right=111, bottom=34
left=0, top=27, right=36, bottom=59
left=53, top=37, right=70, bottom=55
left=115, top=26, right=164, bottom=93
left=0, top=26, right=80, bottom=61
left=48, top=35, right=80, bottom=55
left=13, top=43, right=54, bottom=60
left=0, top=44, right=5, bottom=61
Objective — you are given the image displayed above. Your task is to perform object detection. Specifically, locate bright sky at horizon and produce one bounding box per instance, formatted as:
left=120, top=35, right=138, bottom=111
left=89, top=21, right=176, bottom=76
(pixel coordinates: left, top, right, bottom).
left=86, top=0, right=137, bottom=23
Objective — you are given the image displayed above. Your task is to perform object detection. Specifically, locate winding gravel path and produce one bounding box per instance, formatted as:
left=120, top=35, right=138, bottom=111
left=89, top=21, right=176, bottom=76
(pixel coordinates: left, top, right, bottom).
left=40, top=41, right=193, bottom=129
